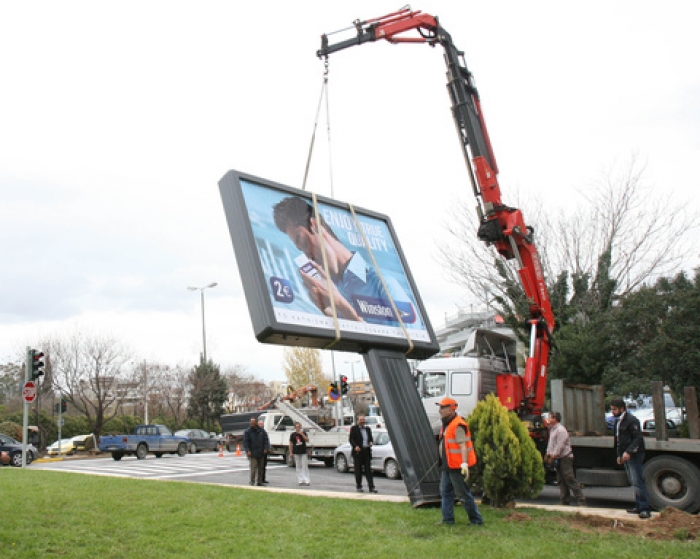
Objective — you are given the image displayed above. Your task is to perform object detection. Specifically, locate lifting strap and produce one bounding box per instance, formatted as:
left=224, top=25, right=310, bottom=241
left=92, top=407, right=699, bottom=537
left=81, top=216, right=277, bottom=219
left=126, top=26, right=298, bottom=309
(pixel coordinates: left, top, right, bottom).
left=302, top=57, right=414, bottom=355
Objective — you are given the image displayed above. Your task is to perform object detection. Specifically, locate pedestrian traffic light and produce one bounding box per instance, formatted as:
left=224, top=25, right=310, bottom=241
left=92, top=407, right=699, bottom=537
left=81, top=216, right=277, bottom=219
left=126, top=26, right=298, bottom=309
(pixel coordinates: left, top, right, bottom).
left=61, top=399, right=67, bottom=413
left=341, top=375, right=349, bottom=395
left=329, top=383, right=340, bottom=401
left=30, top=350, right=45, bottom=380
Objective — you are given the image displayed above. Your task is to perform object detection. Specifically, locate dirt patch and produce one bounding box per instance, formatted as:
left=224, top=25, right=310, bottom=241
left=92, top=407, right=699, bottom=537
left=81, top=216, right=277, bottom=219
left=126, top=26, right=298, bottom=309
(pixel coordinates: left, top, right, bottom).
left=503, top=508, right=700, bottom=541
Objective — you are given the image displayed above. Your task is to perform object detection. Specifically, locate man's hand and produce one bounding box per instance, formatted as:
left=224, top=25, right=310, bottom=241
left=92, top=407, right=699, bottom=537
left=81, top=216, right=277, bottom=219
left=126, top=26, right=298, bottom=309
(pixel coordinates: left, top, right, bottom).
left=299, top=263, right=361, bottom=321
left=461, top=462, right=469, bottom=480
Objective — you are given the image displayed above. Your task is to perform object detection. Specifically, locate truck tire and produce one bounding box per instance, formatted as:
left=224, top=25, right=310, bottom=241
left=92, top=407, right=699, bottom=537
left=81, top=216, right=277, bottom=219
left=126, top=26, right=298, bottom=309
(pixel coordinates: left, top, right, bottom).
left=189, top=442, right=197, bottom=454
left=136, top=444, right=148, bottom=460
left=112, top=453, right=123, bottom=461
left=177, top=442, right=187, bottom=457
left=643, top=456, right=700, bottom=513
left=154, top=453, right=163, bottom=458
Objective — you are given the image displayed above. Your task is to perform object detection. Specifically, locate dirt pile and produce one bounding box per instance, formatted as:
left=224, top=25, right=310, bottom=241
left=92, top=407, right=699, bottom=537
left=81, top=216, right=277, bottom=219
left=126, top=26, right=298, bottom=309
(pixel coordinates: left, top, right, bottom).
left=504, top=507, right=700, bottom=541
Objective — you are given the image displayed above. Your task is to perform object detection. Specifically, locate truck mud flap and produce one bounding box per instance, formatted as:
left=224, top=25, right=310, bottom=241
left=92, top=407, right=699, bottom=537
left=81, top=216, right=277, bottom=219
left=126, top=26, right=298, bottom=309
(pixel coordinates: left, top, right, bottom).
left=576, top=468, right=629, bottom=487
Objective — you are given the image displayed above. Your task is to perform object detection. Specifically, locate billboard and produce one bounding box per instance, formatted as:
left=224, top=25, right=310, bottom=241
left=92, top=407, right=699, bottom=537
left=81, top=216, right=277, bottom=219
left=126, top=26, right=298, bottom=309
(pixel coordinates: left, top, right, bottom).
left=218, top=170, right=439, bottom=359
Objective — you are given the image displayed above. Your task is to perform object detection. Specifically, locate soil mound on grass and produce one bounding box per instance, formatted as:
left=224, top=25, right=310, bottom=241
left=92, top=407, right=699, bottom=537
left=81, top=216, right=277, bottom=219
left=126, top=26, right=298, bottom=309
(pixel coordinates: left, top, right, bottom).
left=503, top=508, right=699, bottom=541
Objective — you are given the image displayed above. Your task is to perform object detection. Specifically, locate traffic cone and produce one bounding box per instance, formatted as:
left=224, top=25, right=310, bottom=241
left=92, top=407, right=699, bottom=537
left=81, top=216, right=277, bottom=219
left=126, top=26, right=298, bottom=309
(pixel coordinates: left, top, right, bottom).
left=235, top=443, right=241, bottom=457
left=218, top=443, right=224, bottom=458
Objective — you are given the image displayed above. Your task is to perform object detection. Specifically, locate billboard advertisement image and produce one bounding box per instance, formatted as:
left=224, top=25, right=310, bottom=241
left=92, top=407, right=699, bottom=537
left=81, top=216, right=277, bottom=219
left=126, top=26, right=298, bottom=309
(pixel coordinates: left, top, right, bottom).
left=219, top=170, right=439, bottom=359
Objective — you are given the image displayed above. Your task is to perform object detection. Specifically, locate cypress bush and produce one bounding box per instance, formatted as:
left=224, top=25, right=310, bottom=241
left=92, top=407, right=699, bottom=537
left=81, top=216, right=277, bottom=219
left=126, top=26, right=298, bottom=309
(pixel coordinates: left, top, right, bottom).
left=466, top=393, right=544, bottom=507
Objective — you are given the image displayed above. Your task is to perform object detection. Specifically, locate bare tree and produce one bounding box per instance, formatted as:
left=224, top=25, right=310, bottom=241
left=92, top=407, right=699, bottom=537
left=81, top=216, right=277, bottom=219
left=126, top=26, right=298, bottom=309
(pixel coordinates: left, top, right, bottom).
left=439, top=156, right=696, bottom=308
left=43, top=330, right=134, bottom=439
left=223, top=366, right=274, bottom=412
left=149, top=364, right=190, bottom=429
left=283, top=347, right=328, bottom=392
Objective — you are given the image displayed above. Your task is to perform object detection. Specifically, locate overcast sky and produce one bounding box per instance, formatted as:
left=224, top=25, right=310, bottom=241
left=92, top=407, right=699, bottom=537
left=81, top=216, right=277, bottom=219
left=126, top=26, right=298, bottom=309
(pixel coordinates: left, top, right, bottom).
left=2, top=1, right=699, bottom=382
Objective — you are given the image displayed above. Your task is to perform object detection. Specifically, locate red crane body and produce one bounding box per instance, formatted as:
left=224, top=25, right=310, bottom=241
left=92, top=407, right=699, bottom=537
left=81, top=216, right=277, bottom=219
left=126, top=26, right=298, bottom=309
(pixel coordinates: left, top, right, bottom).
left=318, top=8, right=554, bottom=418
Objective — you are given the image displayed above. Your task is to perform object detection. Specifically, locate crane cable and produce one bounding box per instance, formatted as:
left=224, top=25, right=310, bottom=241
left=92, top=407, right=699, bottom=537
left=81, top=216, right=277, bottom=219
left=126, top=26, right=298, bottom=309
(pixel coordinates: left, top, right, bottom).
left=302, top=56, right=413, bottom=355
left=302, top=57, right=333, bottom=196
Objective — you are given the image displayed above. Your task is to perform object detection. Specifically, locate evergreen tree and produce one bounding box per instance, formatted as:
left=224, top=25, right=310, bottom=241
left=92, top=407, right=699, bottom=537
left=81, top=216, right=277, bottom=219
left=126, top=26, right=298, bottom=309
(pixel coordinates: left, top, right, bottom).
left=187, top=359, right=227, bottom=431
left=466, top=394, right=544, bottom=507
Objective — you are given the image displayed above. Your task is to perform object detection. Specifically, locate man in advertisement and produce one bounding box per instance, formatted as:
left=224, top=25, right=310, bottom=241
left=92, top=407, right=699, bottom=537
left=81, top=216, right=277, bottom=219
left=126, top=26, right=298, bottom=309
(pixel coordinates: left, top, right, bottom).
left=273, top=196, right=413, bottom=325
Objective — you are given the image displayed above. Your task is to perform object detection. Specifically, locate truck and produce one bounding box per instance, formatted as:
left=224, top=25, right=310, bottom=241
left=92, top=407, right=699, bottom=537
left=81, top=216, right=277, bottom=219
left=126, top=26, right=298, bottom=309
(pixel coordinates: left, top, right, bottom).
left=318, top=7, right=700, bottom=512
left=416, top=352, right=700, bottom=513
left=98, top=425, right=189, bottom=461
left=220, top=384, right=354, bottom=451
left=258, top=399, right=349, bottom=467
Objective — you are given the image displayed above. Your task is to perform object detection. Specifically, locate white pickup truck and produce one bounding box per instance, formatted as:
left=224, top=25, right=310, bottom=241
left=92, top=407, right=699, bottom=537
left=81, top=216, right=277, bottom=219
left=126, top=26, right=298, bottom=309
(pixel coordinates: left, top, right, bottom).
left=258, top=400, right=349, bottom=467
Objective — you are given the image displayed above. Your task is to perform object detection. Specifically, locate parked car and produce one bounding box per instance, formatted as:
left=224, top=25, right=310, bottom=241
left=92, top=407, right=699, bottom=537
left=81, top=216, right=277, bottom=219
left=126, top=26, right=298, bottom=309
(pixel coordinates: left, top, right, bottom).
left=71, top=434, right=96, bottom=452
left=0, top=436, right=34, bottom=466
left=47, top=438, right=77, bottom=456
left=174, top=429, right=221, bottom=454
left=333, top=429, right=401, bottom=480
left=641, top=418, right=679, bottom=437
left=0, top=434, right=39, bottom=462
left=632, top=407, right=686, bottom=428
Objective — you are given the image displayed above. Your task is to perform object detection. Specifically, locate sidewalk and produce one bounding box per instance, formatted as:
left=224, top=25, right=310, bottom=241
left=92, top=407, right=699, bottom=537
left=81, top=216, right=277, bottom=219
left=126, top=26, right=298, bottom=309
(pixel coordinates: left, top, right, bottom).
left=235, top=484, right=655, bottom=522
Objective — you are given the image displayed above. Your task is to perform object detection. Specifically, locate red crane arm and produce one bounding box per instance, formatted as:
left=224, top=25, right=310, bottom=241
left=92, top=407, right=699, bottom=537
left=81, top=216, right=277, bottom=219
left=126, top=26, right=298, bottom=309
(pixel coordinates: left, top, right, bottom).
left=318, top=8, right=555, bottom=416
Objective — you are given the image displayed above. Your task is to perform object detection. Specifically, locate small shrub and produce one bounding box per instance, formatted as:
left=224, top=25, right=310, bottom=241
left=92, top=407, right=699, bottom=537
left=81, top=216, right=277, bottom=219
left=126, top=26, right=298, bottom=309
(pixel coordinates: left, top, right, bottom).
left=0, top=420, right=22, bottom=440
left=466, top=394, right=544, bottom=507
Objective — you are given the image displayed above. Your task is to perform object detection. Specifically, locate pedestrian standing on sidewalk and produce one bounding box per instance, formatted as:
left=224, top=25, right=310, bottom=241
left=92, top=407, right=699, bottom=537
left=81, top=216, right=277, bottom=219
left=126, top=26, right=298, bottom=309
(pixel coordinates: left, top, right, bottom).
left=259, top=420, right=270, bottom=484
left=349, top=415, right=377, bottom=493
left=544, top=412, right=587, bottom=507
left=610, top=398, right=651, bottom=519
left=289, top=422, right=311, bottom=486
left=243, top=417, right=269, bottom=486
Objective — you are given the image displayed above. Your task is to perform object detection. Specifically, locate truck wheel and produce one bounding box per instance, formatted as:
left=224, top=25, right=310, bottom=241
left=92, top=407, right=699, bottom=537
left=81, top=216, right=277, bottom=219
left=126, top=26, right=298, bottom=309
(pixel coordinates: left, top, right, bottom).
left=644, top=456, right=700, bottom=513
left=112, top=453, right=123, bottom=461
left=154, top=453, right=163, bottom=458
left=384, top=458, right=401, bottom=480
left=335, top=453, right=349, bottom=473
left=189, top=443, right=197, bottom=454
left=136, top=444, right=148, bottom=460
left=177, top=443, right=187, bottom=457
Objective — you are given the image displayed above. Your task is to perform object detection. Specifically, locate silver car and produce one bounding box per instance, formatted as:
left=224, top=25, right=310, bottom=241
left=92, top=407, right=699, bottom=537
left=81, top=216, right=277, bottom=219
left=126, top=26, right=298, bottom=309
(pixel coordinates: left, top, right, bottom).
left=333, top=429, right=401, bottom=480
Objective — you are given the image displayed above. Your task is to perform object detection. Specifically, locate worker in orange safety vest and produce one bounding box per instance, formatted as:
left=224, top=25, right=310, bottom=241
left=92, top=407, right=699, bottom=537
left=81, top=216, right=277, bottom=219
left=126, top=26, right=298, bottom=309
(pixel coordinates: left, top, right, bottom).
left=436, top=397, right=483, bottom=526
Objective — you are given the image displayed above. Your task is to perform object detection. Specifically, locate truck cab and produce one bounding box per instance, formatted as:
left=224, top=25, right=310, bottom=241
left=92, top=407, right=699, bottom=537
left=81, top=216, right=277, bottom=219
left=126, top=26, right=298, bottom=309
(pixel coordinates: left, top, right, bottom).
left=415, top=329, right=519, bottom=434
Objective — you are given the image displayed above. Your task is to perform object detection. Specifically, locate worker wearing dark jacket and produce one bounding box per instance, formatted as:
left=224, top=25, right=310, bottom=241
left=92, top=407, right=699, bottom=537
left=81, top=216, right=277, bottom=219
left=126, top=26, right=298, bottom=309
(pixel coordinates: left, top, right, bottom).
left=610, top=398, right=651, bottom=519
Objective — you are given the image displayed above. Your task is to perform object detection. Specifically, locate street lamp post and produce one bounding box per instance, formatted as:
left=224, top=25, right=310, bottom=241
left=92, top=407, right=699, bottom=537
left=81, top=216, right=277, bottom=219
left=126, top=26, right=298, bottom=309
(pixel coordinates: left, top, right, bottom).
left=188, top=282, right=217, bottom=363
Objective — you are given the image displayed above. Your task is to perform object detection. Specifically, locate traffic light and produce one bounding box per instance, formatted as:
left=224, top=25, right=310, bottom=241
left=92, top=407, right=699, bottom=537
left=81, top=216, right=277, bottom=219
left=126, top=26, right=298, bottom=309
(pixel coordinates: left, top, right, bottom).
left=30, top=350, right=45, bottom=380
left=61, top=399, right=67, bottom=413
left=328, top=383, right=340, bottom=401
left=341, top=375, right=349, bottom=395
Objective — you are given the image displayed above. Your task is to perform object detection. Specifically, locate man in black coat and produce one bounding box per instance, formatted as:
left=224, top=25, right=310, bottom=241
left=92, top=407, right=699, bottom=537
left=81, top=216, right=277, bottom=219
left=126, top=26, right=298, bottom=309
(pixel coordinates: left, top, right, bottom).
left=610, top=398, right=651, bottom=519
left=349, top=415, right=377, bottom=493
left=243, top=417, right=270, bottom=486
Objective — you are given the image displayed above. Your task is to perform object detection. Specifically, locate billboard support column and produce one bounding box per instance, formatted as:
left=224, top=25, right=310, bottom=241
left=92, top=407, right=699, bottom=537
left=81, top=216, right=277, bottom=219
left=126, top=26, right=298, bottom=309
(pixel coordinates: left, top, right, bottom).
left=363, top=348, right=441, bottom=507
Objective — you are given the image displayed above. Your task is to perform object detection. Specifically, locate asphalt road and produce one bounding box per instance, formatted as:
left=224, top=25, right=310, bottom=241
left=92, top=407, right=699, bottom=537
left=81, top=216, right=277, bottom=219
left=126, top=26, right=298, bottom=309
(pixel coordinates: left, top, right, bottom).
left=31, top=450, right=635, bottom=510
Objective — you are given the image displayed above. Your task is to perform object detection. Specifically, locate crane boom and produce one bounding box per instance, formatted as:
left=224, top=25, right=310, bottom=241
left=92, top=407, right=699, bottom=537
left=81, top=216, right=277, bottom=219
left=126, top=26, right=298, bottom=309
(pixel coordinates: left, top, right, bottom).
left=318, top=8, right=554, bottom=416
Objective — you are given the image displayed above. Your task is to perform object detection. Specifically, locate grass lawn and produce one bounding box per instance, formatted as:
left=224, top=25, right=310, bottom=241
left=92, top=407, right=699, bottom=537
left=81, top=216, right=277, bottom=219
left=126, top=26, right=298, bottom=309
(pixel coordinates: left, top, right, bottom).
left=1, top=469, right=697, bottom=558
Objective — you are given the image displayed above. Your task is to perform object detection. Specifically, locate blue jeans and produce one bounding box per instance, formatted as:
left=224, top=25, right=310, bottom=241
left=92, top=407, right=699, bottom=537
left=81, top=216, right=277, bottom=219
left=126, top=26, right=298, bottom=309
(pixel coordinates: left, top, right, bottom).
left=624, top=451, right=650, bottom=512
left=440, top=469, right=483, bottom=525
